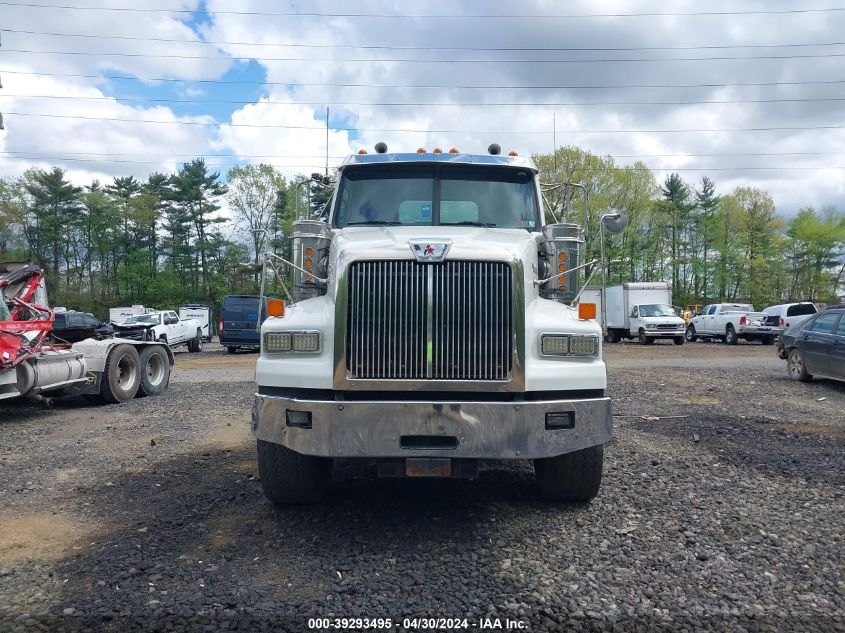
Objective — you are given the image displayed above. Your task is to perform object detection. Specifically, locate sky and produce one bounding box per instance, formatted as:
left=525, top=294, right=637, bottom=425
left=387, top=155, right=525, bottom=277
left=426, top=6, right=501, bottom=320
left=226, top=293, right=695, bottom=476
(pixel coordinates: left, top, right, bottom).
left=1, top=0, right=845, bottom=215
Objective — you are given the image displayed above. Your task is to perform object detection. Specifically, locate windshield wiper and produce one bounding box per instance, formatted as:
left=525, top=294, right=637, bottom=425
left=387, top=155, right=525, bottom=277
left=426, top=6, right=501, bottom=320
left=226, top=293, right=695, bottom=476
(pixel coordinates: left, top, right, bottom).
left=345, top=220, right=402, bottom=226
left=441, top=221, right=497, bottom=227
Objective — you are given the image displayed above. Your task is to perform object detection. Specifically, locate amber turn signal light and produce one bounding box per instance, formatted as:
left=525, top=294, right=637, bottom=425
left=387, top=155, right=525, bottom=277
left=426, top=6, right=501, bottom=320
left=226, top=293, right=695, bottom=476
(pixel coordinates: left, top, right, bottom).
left=578, top=303, right=597, bottom=320
left=266, top=299, right=285, bottom=318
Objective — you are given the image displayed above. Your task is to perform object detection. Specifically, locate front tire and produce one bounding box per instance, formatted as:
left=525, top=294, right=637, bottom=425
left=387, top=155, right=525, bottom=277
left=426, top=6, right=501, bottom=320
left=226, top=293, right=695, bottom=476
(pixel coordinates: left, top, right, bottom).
left=788, top=349, right=812, bottom=382
left=226, top=346, right=237, bottom=354
left=725, top=326, right=738, bottom=345
left=101, top=344, right=141, bottom=403
left=685, top=326, right=697, bottom=342
left=608, top=330, right=622, bottom=344
left=257, top=440, right=332, bottom=505
left=138, top=346, right=170, bottom=396
left=673, top=336, right=685, bottom=346
left=638, top=329, right=654, bottom=345
left=534, top=445, right=604, bottom=502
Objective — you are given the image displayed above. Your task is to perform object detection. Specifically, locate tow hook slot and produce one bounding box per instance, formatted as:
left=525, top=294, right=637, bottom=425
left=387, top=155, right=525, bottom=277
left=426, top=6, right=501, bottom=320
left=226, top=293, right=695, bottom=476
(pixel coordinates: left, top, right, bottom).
left=400, top=435, right=458, bottom=450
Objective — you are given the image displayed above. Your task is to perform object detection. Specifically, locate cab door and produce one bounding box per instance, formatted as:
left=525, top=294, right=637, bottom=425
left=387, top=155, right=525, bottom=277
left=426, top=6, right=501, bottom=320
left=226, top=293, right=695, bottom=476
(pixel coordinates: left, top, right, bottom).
left=165, top=311, right=183, bottom=343
left=801, top=313, right=839, bottom=375
left=831, top=314, right=845, bottom=378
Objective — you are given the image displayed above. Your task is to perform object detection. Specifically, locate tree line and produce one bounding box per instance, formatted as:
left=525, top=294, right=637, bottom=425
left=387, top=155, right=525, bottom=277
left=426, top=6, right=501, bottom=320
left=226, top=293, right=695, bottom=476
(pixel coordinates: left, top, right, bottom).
left=537, top=146, right=845, bottom=308
left=1, top=147, right=844, bottom=319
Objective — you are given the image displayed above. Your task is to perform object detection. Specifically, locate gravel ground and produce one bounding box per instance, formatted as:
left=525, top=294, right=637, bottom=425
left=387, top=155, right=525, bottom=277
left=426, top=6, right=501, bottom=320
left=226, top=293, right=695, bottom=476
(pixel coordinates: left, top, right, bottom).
left=0, top=341, right=843, bottom=632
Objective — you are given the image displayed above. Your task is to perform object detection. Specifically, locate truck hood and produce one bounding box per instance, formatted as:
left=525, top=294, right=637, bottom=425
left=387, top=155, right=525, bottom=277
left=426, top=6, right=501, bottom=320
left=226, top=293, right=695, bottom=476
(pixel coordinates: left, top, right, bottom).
left=332, top=226, right=538, bottom=263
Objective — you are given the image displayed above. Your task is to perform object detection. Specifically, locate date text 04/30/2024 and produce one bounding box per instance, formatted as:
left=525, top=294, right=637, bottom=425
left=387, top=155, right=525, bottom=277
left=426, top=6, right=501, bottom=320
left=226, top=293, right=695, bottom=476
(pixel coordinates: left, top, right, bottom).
left=307, top=617, right=527, bottom=630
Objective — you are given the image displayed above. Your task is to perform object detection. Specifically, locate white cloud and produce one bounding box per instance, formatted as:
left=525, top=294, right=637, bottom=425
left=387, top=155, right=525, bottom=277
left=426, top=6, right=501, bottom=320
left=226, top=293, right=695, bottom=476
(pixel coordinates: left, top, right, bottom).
left=1, top=0, right=844, bottom=213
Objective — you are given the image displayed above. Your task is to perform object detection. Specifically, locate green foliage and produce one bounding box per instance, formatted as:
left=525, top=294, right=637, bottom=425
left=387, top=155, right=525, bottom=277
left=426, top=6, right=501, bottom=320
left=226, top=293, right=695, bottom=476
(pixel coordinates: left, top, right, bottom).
left=2, top=151, right=844, bottom=315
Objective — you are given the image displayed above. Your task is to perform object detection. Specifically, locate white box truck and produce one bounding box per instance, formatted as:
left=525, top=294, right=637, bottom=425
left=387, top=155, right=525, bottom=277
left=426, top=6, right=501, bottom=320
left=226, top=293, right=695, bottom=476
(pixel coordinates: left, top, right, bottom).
left=109, top=305, right=150, bottom=324
left=605, top=282, right=686, bottom=345
left=178, top=304, right=213, bottom=341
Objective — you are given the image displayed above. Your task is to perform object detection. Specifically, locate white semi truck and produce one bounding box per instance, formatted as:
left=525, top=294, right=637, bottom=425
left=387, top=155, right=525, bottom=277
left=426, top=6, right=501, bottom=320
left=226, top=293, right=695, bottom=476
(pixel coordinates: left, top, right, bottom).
left=604, top=282, right=686, bottom=345
left=252, top=145, right=616, bottom=504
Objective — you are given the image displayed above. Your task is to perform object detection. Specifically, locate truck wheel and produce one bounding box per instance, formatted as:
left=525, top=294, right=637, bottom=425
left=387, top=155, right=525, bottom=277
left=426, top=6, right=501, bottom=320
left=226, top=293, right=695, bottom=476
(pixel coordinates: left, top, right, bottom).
left=725, top=326, right=738, bottom=345
left=673, top=336, right=685, bottom=346
left=226, top=346, right=237, bottom=354
left=257, top=440, right=331, bottom=505
left=138, top=346, right=170, bottom=397
left=158, top=334, right=168, bottom=347
left=788, top=349, right=812, bottom=382
left=188, top=329, right=203, bottom=353
left=608, top=330, right=621, bottom=344
left=101, top=344, right=141, bottom=403
left=638, top=329, right=653, bottom=345
left=761, top=335, right=774, bottom=346
left=685, top=326, right=697, bottom=342
left=534, top=445, right=604, bottom=502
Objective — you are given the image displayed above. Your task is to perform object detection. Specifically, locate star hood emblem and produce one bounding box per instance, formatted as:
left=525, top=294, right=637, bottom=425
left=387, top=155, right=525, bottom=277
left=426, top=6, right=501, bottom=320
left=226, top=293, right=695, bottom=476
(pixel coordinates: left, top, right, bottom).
left=409, top=239, right=451, bottom=263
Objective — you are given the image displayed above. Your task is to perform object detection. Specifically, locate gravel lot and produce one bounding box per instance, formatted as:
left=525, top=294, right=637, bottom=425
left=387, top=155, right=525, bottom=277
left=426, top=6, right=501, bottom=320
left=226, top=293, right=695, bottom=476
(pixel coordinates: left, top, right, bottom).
left=1, top=341, right=843, bottom=632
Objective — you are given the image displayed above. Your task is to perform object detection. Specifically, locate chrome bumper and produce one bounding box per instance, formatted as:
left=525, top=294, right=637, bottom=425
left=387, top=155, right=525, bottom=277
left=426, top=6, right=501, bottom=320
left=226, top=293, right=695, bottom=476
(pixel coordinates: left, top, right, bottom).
left=644, top=330, right=685, bottom=337
left=252, top=393, right=612, bottom=459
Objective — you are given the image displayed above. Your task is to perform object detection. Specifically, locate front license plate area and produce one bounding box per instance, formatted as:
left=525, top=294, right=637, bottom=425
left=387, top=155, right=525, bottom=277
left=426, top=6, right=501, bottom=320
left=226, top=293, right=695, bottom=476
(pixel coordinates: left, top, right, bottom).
left=406, top=458, right=452, bottom=478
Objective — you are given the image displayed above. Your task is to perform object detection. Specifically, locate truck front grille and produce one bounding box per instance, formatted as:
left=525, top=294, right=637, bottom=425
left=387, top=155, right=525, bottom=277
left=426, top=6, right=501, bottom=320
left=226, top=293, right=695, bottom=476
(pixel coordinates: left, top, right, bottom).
left=346, top=260, right=513, bottom=381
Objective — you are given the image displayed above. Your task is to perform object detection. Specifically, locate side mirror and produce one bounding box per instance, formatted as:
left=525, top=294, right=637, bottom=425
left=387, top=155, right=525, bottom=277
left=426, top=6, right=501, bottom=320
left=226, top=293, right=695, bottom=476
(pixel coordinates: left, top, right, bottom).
left=602, top=211, right=628, bottom=234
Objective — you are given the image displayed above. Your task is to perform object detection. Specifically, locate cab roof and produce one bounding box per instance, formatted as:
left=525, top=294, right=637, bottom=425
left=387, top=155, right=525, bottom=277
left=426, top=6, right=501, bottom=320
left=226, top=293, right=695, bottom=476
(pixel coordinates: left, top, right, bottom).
left=339, top=152, right=538, bottom=172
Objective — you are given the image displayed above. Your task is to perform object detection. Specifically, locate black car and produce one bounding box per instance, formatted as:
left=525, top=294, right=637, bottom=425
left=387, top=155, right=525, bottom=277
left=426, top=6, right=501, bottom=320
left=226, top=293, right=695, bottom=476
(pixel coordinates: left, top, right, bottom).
left=778, top=307, right=845, bottom=383
left=50, top=310, right=114, bottom=343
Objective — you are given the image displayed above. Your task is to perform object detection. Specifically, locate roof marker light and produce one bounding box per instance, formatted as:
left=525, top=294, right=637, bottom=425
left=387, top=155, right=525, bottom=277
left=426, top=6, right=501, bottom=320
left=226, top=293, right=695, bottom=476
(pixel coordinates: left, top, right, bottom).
left=449, top=148, right=459, bottom=154
left=357, top=149, right=367, bottom=155
left=509, top=150, right=519, bottom=157
left=433, top=147, right=442, bottom=154
left=417, top=147, right=426, bottom=154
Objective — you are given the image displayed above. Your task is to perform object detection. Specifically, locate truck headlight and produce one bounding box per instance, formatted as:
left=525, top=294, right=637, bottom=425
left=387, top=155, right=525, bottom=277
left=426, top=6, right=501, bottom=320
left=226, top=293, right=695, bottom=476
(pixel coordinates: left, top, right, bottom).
left=646, top=324, right=657, bottom=330
left=541, top=335, right=569, bottom=355
left=540, top=334, right=597, bottom=357
left=264, top=331, right=320, bottom=353
left=265, top=332, right=292, bottom=352
left=568, top=335, right=598, bottom=356
left=292, top=332, right=320, bottom=352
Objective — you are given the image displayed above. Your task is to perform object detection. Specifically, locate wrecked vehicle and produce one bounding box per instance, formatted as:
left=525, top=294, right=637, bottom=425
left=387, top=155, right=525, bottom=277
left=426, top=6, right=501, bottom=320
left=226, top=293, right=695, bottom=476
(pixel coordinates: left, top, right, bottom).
left=1, top=263, right=173, bottom=403
left=112, top=310, right=203, bottom=352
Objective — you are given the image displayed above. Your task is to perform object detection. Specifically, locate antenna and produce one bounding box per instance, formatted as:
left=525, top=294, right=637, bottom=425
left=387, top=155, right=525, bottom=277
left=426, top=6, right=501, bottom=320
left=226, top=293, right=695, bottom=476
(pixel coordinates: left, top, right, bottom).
left=553, top=113, right=557, bottom=173
left=325, top=106, right=329, bottom=177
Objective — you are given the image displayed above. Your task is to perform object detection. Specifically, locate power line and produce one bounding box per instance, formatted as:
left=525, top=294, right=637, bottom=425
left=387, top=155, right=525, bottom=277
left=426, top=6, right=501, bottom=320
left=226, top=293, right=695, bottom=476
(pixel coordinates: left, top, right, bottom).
left=4, top=27, right=845, bottom=52
left=6, top=150, right=845, bottom=160
left=3, top=150, right=845, bottom=159
left=6, top=69, right=845, bottom=92
left=6, top=47, right=845, bottom=63
left=7, top=93, right=845, bottom=108
left=2, top=2, right=844, bottom=18
left=4, top=111, right=845, bottom=134
left=3, top=153, right=844, bottom=173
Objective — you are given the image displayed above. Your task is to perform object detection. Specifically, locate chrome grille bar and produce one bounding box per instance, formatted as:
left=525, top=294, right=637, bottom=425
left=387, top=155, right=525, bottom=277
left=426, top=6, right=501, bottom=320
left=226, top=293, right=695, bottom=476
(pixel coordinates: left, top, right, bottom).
left=346, top=260, right=512, bottom=381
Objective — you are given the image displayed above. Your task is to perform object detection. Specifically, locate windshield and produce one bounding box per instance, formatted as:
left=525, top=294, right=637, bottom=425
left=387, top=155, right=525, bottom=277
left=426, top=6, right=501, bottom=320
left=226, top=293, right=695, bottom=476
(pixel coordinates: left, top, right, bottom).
left=333, top=164, right=539, bottom=229
left=123, top=314, right=159, bottom=324
left=638, top=304, right=677, bottom=317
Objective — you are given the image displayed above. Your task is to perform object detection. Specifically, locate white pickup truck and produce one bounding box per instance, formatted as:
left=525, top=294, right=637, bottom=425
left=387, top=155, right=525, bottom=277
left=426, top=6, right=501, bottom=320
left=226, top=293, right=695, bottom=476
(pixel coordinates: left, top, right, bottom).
left=113, top=310, right=204, bottom=352
left=685, top=303, right=782, bottom=345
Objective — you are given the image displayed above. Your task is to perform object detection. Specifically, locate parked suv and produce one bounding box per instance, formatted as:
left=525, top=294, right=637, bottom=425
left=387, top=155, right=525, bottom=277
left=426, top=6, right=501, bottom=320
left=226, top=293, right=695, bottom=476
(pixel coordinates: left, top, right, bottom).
left=777, top=307, right=845, bottom=383
left=219, top=295, right=270, bottom=353
left=762, top=302, right=818, bottom=333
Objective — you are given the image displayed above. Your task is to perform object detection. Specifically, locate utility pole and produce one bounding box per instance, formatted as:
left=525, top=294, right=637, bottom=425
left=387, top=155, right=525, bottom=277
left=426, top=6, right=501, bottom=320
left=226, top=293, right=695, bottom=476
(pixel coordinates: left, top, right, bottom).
left=325, top=106, right=330, bottom=177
